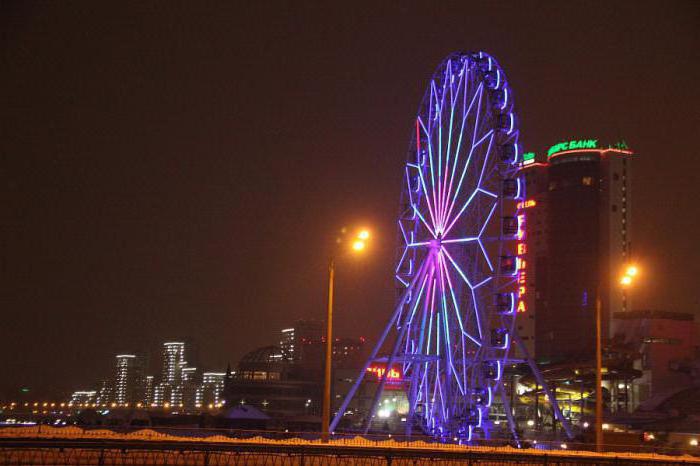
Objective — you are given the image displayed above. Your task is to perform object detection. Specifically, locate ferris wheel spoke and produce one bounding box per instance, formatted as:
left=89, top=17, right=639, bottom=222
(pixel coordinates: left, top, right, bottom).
left=475, top=134, right=496, bottom=195
left=441, top=123, right=468, bottom=228
left=417, top=117, right=440, bottom=230
left=439, top=61, right=465, bottom=228
left=441, top=236, right=478, bottom=245
left=412, top=204, right=437, bottom=238
left=443, top=78, right=481, bottom=219
left=442, top=188, right=478, bottom=237
left=437, top=261, right=466, bottom=395
left=439, top=253, right=481, bottom=346
left=443, top=86, right=484, bottom=219
left=442, top=130, right=494, bottom=236
left=441, top=247, right=473, bottom=291
left=442, top=248, right=484, bottom=340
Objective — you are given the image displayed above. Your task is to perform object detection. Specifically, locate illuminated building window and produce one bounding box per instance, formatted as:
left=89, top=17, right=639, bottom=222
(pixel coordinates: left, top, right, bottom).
left=582, top=176, right=593, bottom=186
left=643, top=337, right=680, bottom=345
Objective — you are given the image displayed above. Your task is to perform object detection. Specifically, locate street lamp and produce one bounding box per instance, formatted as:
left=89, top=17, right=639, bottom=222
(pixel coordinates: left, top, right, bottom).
left=595, top=264, right=640, bottom=452
left=321, top=227, right=371, bottom=443
left=620, top=265, right=639, bottom=287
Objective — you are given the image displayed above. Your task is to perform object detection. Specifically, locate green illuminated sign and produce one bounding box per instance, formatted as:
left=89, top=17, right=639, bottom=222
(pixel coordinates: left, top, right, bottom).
left=547, top=139, right=598, bottom=157
left=522, top=151, right=536, bottom=165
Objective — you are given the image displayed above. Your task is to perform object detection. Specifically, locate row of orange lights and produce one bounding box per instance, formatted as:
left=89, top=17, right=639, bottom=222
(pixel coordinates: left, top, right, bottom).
left=1, top=401, right=223, bottom=410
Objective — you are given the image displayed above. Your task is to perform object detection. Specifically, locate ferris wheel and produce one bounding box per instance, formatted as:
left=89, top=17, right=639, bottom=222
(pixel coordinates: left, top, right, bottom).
left=331, top=52, right=570, bottom=442
left=394, top=50, right=522, bottom=441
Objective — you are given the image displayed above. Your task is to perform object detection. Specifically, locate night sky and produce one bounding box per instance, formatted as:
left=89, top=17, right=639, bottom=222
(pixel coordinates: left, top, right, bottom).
left=2, top=1, right=699, bottom=400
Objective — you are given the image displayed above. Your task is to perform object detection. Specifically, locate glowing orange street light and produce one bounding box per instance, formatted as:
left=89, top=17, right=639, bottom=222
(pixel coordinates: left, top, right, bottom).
left=322, top=226, right=372, bottom=443
left=620, top=264, right=639, bottom=286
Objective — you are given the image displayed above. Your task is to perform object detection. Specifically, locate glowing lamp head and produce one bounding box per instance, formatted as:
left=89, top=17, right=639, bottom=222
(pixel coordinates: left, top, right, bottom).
left=626, top=265, right=638, bottom=277
left=358, top=230, right=370, bottom=240
left=352, top=240, right=366, bottom=252
left=620, top=275, right=632, bottom=286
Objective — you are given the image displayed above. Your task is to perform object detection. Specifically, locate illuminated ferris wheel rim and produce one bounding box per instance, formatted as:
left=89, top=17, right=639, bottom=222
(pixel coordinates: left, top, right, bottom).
left=391, top=50, right=523, bottom=439
left=396, top=51, right=521, bottom=293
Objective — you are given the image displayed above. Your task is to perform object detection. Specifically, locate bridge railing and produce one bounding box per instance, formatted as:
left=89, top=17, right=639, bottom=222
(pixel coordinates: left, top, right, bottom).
left=0, top=424, right=698, bottom=462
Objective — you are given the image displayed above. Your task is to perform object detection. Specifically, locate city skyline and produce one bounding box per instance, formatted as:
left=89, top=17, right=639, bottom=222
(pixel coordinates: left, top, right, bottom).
left=6, top=320, right=365, bottom=403
left=3, top=1, right=699, bottom=402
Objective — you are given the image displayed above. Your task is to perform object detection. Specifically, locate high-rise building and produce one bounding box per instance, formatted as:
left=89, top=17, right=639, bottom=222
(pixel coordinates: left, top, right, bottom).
left=520, top=139, right=633, bottom=362
left=114, top=354, right=144, bottom=405
left=280, top=328, right=295, bottom=359
left=279, top=320, right=323, bottom=362
left=161, top=342, right=186, bottom=384
left=196, top=372, right=226, bottom=408
left=154, top=341, right=187, bottom=406
left=95, top=379, right=114, bottom=406
left=69, top=390, right=96, bottom=407
left=143, top=375, right=155, bottom=406
left=181, top=366, right=199, bottom=410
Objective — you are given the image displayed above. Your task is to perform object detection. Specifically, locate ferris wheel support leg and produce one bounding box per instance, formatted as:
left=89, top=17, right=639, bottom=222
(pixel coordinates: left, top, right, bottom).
left=362, top=315, right=411, bottom=434
left=329, top=260, right=429, bottom=433
left=512, top=332, right=574, bottom=440
left=404, top=263, right=434, bottom=439
left=499, top=382, right=520, bottom=447
left=404, top=359, right=421, bottom=438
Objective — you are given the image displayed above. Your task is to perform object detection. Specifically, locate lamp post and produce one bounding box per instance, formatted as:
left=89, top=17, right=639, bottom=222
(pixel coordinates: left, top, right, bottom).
left=595, top=264, right=639, bottom=452
left=321, top=228, right=370, bottom=443
left=595, top=293, right=603, bottom=453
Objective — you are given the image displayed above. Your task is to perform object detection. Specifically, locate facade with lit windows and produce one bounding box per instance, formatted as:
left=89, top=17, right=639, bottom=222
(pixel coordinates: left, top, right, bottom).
left=196, top=372, right=226, bottom=408
left=143, top=375, right=154, bottom=406
left=181, top=366, right=199, bottom=410
left=278, top=320, right=323, bottom=363
left=154, top=341, right=187, bottom=407
left=520, top=140, right=633, bottom=362
left=114, top=354, right=144, bottom=406
left=69, top=390, right=96, bottom=407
